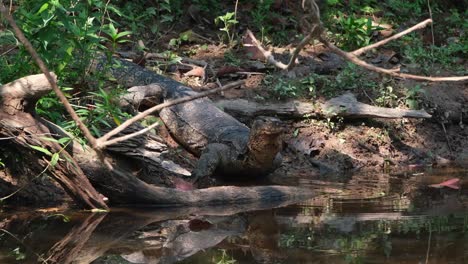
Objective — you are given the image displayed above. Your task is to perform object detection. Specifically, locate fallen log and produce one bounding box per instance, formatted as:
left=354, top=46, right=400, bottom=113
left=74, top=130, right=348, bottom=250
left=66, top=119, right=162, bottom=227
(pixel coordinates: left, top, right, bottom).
left=322, top=92, right=432, bottom=119
left=214, top=98, right=319, bottom=123
left=0, top=74, right=108, bottom=209
left=74, top=146, right=315, bottom=206
left=214, top=93, right=431, bottom=122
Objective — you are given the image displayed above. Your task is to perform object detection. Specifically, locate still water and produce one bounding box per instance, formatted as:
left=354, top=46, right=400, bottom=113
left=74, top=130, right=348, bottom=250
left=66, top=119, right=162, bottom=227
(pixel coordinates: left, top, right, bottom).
left=0, top=167, right=467, bottom=264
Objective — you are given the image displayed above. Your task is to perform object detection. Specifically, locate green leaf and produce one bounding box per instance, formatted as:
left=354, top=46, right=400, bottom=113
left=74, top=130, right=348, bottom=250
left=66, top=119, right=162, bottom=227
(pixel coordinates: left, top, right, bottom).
left=28, top=145, right=53, bottom=156
left=58, top=137, right=71, bottom=145
left=36, top=3, right=49, bottom=15
left=40, top=137, right=60, bottom=143
left=116, top=31, right=132, bottom=39
left=50, top=153, right=59, bottom=166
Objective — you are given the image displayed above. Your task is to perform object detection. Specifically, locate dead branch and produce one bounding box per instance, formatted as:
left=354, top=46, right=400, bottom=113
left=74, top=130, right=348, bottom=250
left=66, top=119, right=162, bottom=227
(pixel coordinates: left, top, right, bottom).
left=322, top=92, right=432, bottom=119
left=319, top=36, right=468, bottom=82
left=0, top=73, right=57, bottom=114
left=245, top=29, right=290, bottom=70
left=246, top=1, right=468, bottom=82
left=351, top=19, right=433, bottom=56
left=0, top=3, right=98, bottom=148
left=215, top=93, right=432, bottom=122
left=0, top=73, right=56, bottom=99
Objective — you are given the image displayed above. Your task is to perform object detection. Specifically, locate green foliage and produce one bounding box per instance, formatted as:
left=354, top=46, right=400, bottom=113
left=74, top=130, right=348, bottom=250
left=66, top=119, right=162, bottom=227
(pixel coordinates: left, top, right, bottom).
left=307, top=63, right=378, bottom=98
left=265, top=75, right=319, bottom=99
left=215, top=12, right=238, bottom=46
left=110, top=1, right=158, bottom=36
left=332, top=12, right=383, bottom=50
left=273, top=78, right=299, bottom=98
left=9, top=1, right=105, bottom=81
left=250, top=0, right=273, bottom=40
left=375, top=85, right=398, bottom=107
left=248, top=0, right=289, bottom=45
left=69, top=87, right=131, bottom=138
left=383, top=0, right=427, bottom=21
left=157, top=0, right=183, bottom=24
left=223, top=51, right=242, bottom=66
left=102, top=22, right=132, bottom=53
left=11, top=247, right=26, bottom=261
left=405, top=84, right=424, bottom=109
left=400, top=34, right=467, bottom=74
left=193, top=0, right=222, bottom=13
left=213, top=249, right=237, bottom=264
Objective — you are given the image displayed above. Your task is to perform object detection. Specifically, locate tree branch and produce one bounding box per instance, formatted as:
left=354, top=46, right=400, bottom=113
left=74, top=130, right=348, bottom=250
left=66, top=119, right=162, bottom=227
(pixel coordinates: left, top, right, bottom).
left=245, top=1, right=467, bottom=82
left=0, top=3, right=98, bottom=148
left=351, top=19, right=433, bottom=56
left=320, top=36, right=468, bottom=82
left=98, top=122, right=159, bottom=149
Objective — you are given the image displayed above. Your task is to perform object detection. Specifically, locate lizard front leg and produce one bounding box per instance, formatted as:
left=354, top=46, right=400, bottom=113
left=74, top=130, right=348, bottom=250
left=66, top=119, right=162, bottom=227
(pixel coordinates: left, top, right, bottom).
left=191, top=143, right=231, bottom=183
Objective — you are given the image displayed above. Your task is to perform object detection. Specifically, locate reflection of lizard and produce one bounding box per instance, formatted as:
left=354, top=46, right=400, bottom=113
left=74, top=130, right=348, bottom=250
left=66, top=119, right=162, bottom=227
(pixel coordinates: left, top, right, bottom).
left=192, top=116, right=285, bottom=180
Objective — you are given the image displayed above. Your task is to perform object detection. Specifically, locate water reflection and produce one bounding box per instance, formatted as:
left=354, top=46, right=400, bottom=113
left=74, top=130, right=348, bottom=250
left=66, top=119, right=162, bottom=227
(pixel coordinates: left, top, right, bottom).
left=0, top=167, right=466, bottom=263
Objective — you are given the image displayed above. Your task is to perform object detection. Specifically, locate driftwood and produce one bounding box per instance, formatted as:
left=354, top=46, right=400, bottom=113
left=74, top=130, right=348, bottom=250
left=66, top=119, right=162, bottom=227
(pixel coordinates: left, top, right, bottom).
left=0, top=73, right=57, bottom=114
left=214, top=93, right=431, bottom=122
left=215, top=99, right=319, bottom=122
left=0, top=74, right=108, bottom=210
left=321, top=92, right=432, bottom=119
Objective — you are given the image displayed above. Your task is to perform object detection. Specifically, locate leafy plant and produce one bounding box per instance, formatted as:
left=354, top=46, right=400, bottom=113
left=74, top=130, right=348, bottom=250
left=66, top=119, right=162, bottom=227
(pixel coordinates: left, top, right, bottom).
left=67, top=87, right=131, bottom=138
left=273, top=79, right=299, bottom=98
left=375, top=85, right=398, bottom=107
left=405, top=84, right=424, bottom=109
left=223, top=51, right=242, bottom=66
left=383, top=0, right=427, bottom=21
left=11, top=247, right=26, bottom=261
left=215, top=12, right=238, bottom=47
left=333, top=12, right=383, bottom=50
left=401, top=34, right=467, bottom=74
left=102, top=22, right=132, bottom=53
left=214, top=249, right=236, bottom=264
left=158, top=0, right=183, bottom=24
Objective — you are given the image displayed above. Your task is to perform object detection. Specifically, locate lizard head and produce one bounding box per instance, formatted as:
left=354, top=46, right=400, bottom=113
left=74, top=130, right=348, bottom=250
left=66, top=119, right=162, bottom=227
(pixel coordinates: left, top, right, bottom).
left=250, top=116, right=285, bottom=136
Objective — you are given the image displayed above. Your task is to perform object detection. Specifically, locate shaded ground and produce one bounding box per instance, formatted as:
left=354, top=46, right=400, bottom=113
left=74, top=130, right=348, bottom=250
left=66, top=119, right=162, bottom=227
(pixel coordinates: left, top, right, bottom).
left=154, top=44, right=467, bottom=183
left=128, top=2, right=467, bottom=183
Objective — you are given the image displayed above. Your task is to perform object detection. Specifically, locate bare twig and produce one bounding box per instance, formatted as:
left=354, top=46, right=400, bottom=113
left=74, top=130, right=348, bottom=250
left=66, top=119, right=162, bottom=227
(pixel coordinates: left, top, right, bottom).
left=96, top=80, right=245, bottom=148
left=98, top=122, right=159, bottom=148
left=285, top=25, right=318, bottom=70
left=351, top=19, right=433, bottom=56
left=246, top=29, right=289, bottom=70
left=0, top=3, right=98, bottom=148
left=320, top=36, right=468, bottom=82
left=246, top=0, right=467, bottom=82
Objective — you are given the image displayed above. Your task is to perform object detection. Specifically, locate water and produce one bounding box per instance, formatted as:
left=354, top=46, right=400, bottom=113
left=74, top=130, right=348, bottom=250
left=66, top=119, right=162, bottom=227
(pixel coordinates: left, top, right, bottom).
left=0, top=167, right=467, bottom=264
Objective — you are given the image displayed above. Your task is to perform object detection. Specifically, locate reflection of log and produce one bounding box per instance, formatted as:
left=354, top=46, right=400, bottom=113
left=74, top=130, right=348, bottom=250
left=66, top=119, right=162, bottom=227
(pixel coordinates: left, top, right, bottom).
left=0, top=73, right=107, bottom=209
left=46, top=213, right=106, bottom=264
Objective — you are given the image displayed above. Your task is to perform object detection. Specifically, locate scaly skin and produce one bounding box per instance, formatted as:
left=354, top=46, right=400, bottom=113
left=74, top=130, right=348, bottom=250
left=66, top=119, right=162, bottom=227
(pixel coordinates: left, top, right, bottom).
left=192, top=116, right=285, bottom=180
left=94, top=58, right=286, bottom=180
